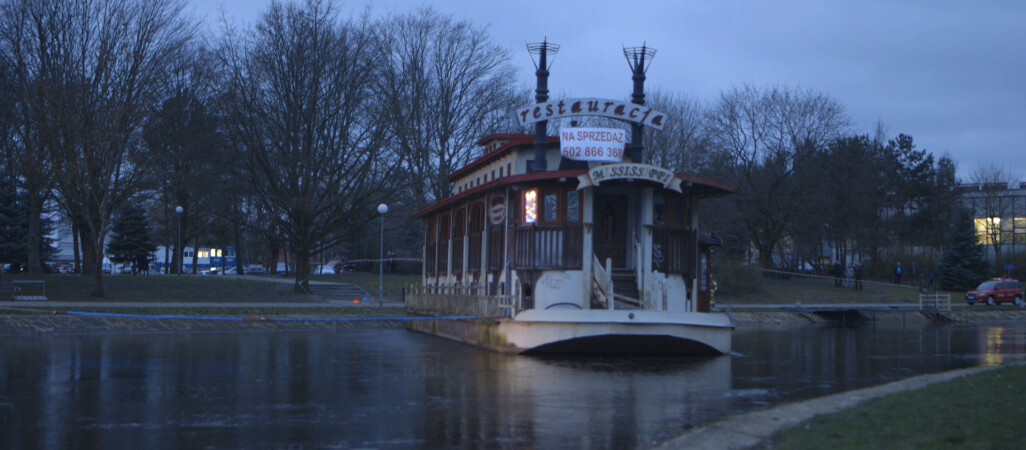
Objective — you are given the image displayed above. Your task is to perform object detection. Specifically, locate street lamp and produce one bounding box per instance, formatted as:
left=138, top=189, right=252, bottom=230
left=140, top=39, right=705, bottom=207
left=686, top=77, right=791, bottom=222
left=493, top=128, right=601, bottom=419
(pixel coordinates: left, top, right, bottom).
left=175, top=206, right=183, bottom=276
left=377, top=203, right=388, bottom=307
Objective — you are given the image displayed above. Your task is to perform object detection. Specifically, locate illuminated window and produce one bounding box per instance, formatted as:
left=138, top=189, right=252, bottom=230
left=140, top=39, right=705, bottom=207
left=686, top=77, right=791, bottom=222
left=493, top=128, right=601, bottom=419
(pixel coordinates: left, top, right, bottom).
left=524, top=189, right=538, bottom=223
left=216, top=249, right=223, bottom=257
left=198, top=251, right=209, bottom=258
left=975, top=217, right=1001, bottom=244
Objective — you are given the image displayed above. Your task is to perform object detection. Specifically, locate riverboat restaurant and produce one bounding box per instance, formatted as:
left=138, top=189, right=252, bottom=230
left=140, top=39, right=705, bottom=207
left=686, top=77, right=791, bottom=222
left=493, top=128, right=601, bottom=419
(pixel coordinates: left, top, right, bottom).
left=410, top=133, right=734, bottom=314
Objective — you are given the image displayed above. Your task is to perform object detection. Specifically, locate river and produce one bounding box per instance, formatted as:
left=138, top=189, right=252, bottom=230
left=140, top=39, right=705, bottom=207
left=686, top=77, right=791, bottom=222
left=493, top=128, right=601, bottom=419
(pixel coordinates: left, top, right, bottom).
left=2, top=322, right=1025, bottom=448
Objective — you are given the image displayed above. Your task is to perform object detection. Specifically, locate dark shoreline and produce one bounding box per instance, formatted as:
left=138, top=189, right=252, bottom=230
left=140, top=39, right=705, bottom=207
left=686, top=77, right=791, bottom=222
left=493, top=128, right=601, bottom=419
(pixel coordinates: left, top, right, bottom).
left=2, top=308, right=1024, bottom=336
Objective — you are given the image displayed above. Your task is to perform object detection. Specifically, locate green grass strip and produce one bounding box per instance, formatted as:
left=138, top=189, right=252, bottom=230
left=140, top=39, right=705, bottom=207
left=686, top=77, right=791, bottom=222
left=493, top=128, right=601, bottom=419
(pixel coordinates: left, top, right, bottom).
left=772, top=364, right=1026, bottom=449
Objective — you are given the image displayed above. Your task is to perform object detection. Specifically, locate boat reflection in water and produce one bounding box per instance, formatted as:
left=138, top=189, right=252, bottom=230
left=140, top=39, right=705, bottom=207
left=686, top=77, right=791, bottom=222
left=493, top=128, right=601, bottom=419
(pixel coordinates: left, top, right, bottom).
left=1, top=322, right=1025, bottom=448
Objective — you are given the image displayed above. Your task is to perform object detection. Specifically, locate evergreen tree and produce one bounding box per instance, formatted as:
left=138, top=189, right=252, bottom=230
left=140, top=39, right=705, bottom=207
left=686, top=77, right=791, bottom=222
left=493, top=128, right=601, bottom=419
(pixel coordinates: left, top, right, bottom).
left=107, top=203, right=158, bottom=274
left=938, top=208, right=991, bottom=291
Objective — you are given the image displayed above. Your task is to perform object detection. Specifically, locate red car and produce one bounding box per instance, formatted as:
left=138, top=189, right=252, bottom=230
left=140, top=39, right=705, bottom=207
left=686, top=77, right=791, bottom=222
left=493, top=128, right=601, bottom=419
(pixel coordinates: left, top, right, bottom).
left=965, top=279, right=1023, bottom=306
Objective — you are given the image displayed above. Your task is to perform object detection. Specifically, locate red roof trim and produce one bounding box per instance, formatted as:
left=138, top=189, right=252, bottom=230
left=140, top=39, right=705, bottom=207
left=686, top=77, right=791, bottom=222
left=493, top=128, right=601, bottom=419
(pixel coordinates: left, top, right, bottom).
left=411, top=170, right=586, bottom=219
left=448, top=134, right=560, bottom=181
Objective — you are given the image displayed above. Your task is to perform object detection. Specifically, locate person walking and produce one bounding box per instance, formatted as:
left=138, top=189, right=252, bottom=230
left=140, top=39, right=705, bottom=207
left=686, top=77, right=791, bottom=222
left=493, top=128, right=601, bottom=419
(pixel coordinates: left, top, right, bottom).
left=894, top=262, right=902, bottom=285
left=854, top=264, right=863, bottom=291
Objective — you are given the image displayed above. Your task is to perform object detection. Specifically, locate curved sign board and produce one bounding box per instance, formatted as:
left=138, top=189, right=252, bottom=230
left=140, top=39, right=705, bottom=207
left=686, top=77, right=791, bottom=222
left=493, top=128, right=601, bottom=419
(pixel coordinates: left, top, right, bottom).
left=560, top=128, right=626, bottom=163
left=515, top=98, right=666, bottom=130
left=577, top=163, right=683, bottom=193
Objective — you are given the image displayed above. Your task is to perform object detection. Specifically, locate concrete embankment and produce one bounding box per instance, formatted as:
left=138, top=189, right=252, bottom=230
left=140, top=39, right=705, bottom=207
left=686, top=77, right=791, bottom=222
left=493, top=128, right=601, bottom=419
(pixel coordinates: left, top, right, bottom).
left=0, top=314, right=409, bottom=335
left=729, top=309, right=1026, bottom=326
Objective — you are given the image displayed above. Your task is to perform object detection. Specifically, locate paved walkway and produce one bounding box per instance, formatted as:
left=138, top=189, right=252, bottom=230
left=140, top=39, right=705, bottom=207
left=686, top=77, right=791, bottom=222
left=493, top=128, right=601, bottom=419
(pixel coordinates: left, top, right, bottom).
left=652, top=364, right=1009, bottom=449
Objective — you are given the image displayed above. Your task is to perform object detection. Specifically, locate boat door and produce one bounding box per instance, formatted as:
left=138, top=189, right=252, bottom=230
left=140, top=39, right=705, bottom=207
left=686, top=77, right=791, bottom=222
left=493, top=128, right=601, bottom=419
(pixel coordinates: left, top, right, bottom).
left=594, top=194, right=628, bottom=268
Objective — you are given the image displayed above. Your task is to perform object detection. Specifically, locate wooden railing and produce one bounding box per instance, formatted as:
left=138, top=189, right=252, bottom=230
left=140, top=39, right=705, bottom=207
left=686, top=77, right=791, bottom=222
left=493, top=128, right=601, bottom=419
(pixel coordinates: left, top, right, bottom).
left=513, top=225, right=583, bottom=270
left=405, top=284, right=519, bottom=318
left=652, top=229, right=696, bottom=275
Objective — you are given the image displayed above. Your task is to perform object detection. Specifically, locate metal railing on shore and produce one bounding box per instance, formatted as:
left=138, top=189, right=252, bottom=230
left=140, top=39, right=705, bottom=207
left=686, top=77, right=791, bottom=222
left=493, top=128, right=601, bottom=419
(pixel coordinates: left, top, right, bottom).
left=919, top=293, right=951, bottom=312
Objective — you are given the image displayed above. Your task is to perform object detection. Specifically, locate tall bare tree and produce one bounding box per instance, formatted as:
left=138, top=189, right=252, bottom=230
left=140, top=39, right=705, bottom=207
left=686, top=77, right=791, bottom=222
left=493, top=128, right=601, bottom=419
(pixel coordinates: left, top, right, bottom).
left=142, top=42, right=221, bottom=275
left=378, top=7, right=520, bottom=208
left=1, top=0, right=193, bottom=295
left=706, top=84, right=849, bottom=268
left=969, top=163, right=1020, bottom=265
left=219, top=0, right=397, bottom=291
left=643, top=90, right=711, bottom=174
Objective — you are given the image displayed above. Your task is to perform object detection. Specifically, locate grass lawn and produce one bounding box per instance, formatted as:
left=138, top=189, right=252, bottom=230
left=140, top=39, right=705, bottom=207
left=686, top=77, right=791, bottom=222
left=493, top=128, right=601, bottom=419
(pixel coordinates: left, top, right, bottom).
left=771, top=364, right=1026, bottom=448
left=719, top=275, right=947, bottom=306
left=2, top=271, right=418, bottom=304
left=3, top=273, right=299, bottom=302
left=312, top=272, right=420, bottom=299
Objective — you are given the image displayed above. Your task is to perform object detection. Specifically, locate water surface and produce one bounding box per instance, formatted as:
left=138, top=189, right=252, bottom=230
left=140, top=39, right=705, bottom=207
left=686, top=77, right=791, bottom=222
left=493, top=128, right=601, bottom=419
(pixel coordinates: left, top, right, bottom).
left=1, top=322, right=1025, bottom=448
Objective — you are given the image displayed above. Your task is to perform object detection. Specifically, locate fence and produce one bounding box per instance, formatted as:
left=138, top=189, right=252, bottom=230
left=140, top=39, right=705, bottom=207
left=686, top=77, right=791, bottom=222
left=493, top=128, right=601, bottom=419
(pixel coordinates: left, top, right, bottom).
left=919, top=293, right=951, bottom=312
left=405, top=284, right=519, bottom=319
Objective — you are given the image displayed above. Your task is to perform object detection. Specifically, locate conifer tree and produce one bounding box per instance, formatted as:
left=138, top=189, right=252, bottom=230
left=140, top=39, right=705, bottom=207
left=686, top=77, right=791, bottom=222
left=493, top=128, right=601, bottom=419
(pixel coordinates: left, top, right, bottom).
left=107, top=203, right=157, bottom=274
left=938, top=208, right=991, bottom=291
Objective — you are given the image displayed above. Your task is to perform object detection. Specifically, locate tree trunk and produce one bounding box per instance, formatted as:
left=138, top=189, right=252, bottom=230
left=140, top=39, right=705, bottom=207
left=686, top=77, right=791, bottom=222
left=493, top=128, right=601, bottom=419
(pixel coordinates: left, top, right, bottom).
left=26, top=191, right=44, bottom=274
left=80, top=222, right=96, bottom=276
left=294, top=243, right=312, bottom=293
left=73, top=220, right=81, bottom=274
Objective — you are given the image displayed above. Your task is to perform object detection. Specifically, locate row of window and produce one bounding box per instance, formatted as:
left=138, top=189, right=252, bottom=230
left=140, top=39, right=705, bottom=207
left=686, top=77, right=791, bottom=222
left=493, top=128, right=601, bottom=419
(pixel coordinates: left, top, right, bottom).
left=458, top=163, right=514, bottom=193
left=975, top=217, right=1026, bottom=245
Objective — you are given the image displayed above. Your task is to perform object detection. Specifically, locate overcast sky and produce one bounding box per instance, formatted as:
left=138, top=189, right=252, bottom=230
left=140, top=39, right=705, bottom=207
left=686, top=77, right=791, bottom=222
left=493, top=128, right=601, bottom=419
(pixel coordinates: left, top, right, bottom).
left=193, top=0, right=1026, bottom=180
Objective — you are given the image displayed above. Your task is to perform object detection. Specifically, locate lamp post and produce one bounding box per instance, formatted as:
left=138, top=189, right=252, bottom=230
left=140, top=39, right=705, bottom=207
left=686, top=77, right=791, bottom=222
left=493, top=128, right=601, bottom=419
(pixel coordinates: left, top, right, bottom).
left=175, top=206, right=183, bottom=276
left=377, top=203, right=388, bottom=307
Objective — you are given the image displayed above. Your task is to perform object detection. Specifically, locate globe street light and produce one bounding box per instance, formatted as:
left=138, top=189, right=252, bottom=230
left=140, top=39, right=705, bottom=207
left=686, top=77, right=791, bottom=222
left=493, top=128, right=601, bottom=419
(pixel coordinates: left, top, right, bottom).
left=175, top=206, right=183, bottom=276
left=377, top=203, right=388, bottom=308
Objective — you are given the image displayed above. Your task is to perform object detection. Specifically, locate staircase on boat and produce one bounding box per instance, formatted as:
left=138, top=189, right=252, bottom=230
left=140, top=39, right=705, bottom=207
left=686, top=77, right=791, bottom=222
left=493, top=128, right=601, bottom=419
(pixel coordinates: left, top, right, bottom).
left=592, top=255, right=643, bottom=310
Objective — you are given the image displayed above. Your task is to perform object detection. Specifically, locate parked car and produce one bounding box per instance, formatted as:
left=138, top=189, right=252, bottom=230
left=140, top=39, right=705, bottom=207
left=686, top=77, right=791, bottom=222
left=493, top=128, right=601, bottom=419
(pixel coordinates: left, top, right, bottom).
left=244, top=265, right=266, bottom=275
left=965, top=279, right=1023, bottom=306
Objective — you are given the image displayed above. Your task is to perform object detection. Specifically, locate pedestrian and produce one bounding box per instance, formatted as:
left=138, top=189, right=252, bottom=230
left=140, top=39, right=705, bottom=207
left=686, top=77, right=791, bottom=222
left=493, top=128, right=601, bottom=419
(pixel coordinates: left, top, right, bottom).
left=894, top=262, right=902, bottom=285
left=833, top=262, right=842, bottom=287
left=710, top=274, right=717, bottom=310
left=854, top=264, right=863, bottom=290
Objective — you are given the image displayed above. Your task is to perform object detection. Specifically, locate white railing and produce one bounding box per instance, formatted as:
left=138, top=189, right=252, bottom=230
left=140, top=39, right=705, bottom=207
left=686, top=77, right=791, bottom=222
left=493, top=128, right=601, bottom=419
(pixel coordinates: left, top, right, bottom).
left=591, top=255, right=614, bottom=310
left=919, top=293, right=951, bottom=312
left=405, top=284, right=518, bottom=319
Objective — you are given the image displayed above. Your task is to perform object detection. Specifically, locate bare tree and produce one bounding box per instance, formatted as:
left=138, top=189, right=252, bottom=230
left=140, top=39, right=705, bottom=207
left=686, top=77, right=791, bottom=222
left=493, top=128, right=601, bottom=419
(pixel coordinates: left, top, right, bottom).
left=2, top=0, right=193, bottom=295
left=378, top=7, right=520, bottom=208
left=968, top=163, right=1020, bottom=264
left=706, top=84, right=849, bottom=268
left=643, top=90, right=711, bottom=174
left=219, top=0, right=398, bottom=291
left=141, top=42, right=222, bottom=275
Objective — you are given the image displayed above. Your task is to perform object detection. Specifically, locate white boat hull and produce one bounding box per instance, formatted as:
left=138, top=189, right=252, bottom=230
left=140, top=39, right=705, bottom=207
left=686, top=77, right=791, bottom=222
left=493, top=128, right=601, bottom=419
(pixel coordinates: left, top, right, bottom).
left=407, top=309, right=733, bottom=356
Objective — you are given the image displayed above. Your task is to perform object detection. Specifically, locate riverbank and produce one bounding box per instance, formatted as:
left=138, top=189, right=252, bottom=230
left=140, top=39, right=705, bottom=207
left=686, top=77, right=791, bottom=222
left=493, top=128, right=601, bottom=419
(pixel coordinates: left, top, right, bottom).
left=654, top=363, right=1026, bottom=449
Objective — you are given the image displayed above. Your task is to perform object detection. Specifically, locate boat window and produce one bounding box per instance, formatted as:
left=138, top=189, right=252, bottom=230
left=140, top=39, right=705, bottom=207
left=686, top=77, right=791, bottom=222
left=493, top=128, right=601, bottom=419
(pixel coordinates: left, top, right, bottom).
left=440, top=214, right=451, bottom=241
left=470, top=203, right=485, bottom=233
left=543, top=191, right=558, bottom=223
left=524, top=189, right=538, bottom=223
left=455, top=209, right=466, bottom=237
left=653, top=194, right=666, bottom=226
left=672, top=196, right=687, bottom=228
left=566, top=191, right=580, bottom=223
